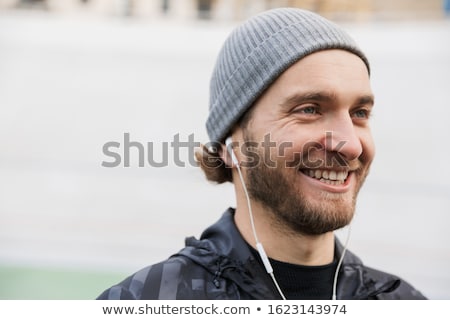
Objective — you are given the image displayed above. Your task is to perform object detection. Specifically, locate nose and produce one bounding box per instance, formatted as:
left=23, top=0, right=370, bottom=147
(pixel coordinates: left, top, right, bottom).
left=322, top=115, right=363, bottom=161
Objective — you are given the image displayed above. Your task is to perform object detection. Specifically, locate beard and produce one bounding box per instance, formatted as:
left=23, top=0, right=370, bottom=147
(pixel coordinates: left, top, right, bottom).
left=244, top=134, right=370, bottom=236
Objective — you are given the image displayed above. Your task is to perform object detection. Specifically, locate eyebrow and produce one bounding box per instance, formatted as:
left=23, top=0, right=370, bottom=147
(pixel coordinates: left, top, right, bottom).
left=280, top=91, right=375, bottom=109
left=356, top=95, right=375, bottom=106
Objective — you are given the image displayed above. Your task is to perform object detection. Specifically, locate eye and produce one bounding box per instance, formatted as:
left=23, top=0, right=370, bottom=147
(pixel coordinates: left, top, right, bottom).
left=295, top=105, right=319, bottom=115
left=352, top=108, right=371, bottom=119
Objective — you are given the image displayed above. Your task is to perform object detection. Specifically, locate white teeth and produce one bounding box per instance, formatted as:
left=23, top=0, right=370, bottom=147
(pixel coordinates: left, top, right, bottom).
left=329, top=171, right=337, bottom=180
left=315, top=170, right=322, bottom=179
left=304, top=169, right=349, bottom=183
left=320, top=178, right=339, bottom=185
left=337, top=171, right=346, bottom=181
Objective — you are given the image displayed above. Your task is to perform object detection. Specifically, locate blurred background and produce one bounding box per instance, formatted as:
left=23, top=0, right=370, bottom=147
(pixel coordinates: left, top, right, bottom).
left=0, top=0, right=449, bottom=300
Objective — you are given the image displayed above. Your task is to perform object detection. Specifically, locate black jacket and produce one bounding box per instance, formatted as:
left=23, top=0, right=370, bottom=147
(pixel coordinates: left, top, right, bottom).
left=97, top=208, right=426, bottom=300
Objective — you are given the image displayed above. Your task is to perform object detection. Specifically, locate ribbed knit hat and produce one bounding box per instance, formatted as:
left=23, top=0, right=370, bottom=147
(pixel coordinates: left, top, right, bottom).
left=206, top=8, right=370, bottom=143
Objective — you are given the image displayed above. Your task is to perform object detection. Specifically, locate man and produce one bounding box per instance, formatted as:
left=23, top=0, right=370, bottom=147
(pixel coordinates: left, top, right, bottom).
left=98, top=8, right=426, bottom=300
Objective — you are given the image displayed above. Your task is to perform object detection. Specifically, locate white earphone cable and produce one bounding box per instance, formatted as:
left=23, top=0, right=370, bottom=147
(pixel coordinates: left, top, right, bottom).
left=227, top=138, right=286, bottom=300
left=235, top=163, right=287, bottom=300
left=332, top=224, right=351, bottom=300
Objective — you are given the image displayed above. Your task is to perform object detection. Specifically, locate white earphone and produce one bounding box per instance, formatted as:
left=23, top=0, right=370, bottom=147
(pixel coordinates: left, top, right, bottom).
left=225, top=136, right=239, bottom=167
left=225, top=136, right=286, bottom=299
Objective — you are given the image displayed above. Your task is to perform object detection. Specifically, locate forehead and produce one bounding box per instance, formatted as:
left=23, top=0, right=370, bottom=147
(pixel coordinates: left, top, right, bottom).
left=277, top=49, right=370, bottom=91
left=250, top=50, right=372, bottom=111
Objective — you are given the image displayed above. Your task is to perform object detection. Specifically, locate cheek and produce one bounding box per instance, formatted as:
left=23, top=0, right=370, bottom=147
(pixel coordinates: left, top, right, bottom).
left=274, top=138, right=314, bottom=163
left=272, top=125, right=321, bottom=153
left=359, top=130, right=375, bottom=164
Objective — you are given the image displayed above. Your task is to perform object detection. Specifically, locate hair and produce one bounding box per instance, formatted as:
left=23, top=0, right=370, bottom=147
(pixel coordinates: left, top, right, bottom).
left=196, top=106, right=255, bottom=184
left=195, top=143, right=232, bottom=184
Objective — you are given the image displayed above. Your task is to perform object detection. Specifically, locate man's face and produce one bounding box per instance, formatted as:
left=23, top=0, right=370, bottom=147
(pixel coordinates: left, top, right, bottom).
left=237, top=49, right=375, bottom=235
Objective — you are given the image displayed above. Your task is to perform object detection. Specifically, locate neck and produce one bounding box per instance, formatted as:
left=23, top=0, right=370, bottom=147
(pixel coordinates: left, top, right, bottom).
left=234, top=194, right=335, bottom=266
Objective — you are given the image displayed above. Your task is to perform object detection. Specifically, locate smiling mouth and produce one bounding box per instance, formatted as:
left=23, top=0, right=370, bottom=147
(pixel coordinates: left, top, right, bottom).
left=300, top=169, right=349, bottom=186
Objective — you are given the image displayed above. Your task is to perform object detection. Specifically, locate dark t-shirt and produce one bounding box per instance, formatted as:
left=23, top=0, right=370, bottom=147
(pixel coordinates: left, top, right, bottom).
left=248, top=245, right=337, bottom=299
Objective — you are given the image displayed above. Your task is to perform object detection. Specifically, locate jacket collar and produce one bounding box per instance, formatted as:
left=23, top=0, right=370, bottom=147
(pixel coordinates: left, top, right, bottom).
left=178, top=208, right=399, bottom=299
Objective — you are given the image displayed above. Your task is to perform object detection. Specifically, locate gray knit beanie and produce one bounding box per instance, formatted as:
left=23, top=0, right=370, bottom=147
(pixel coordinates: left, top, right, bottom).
left=206, top=8, right=370, bottom=143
